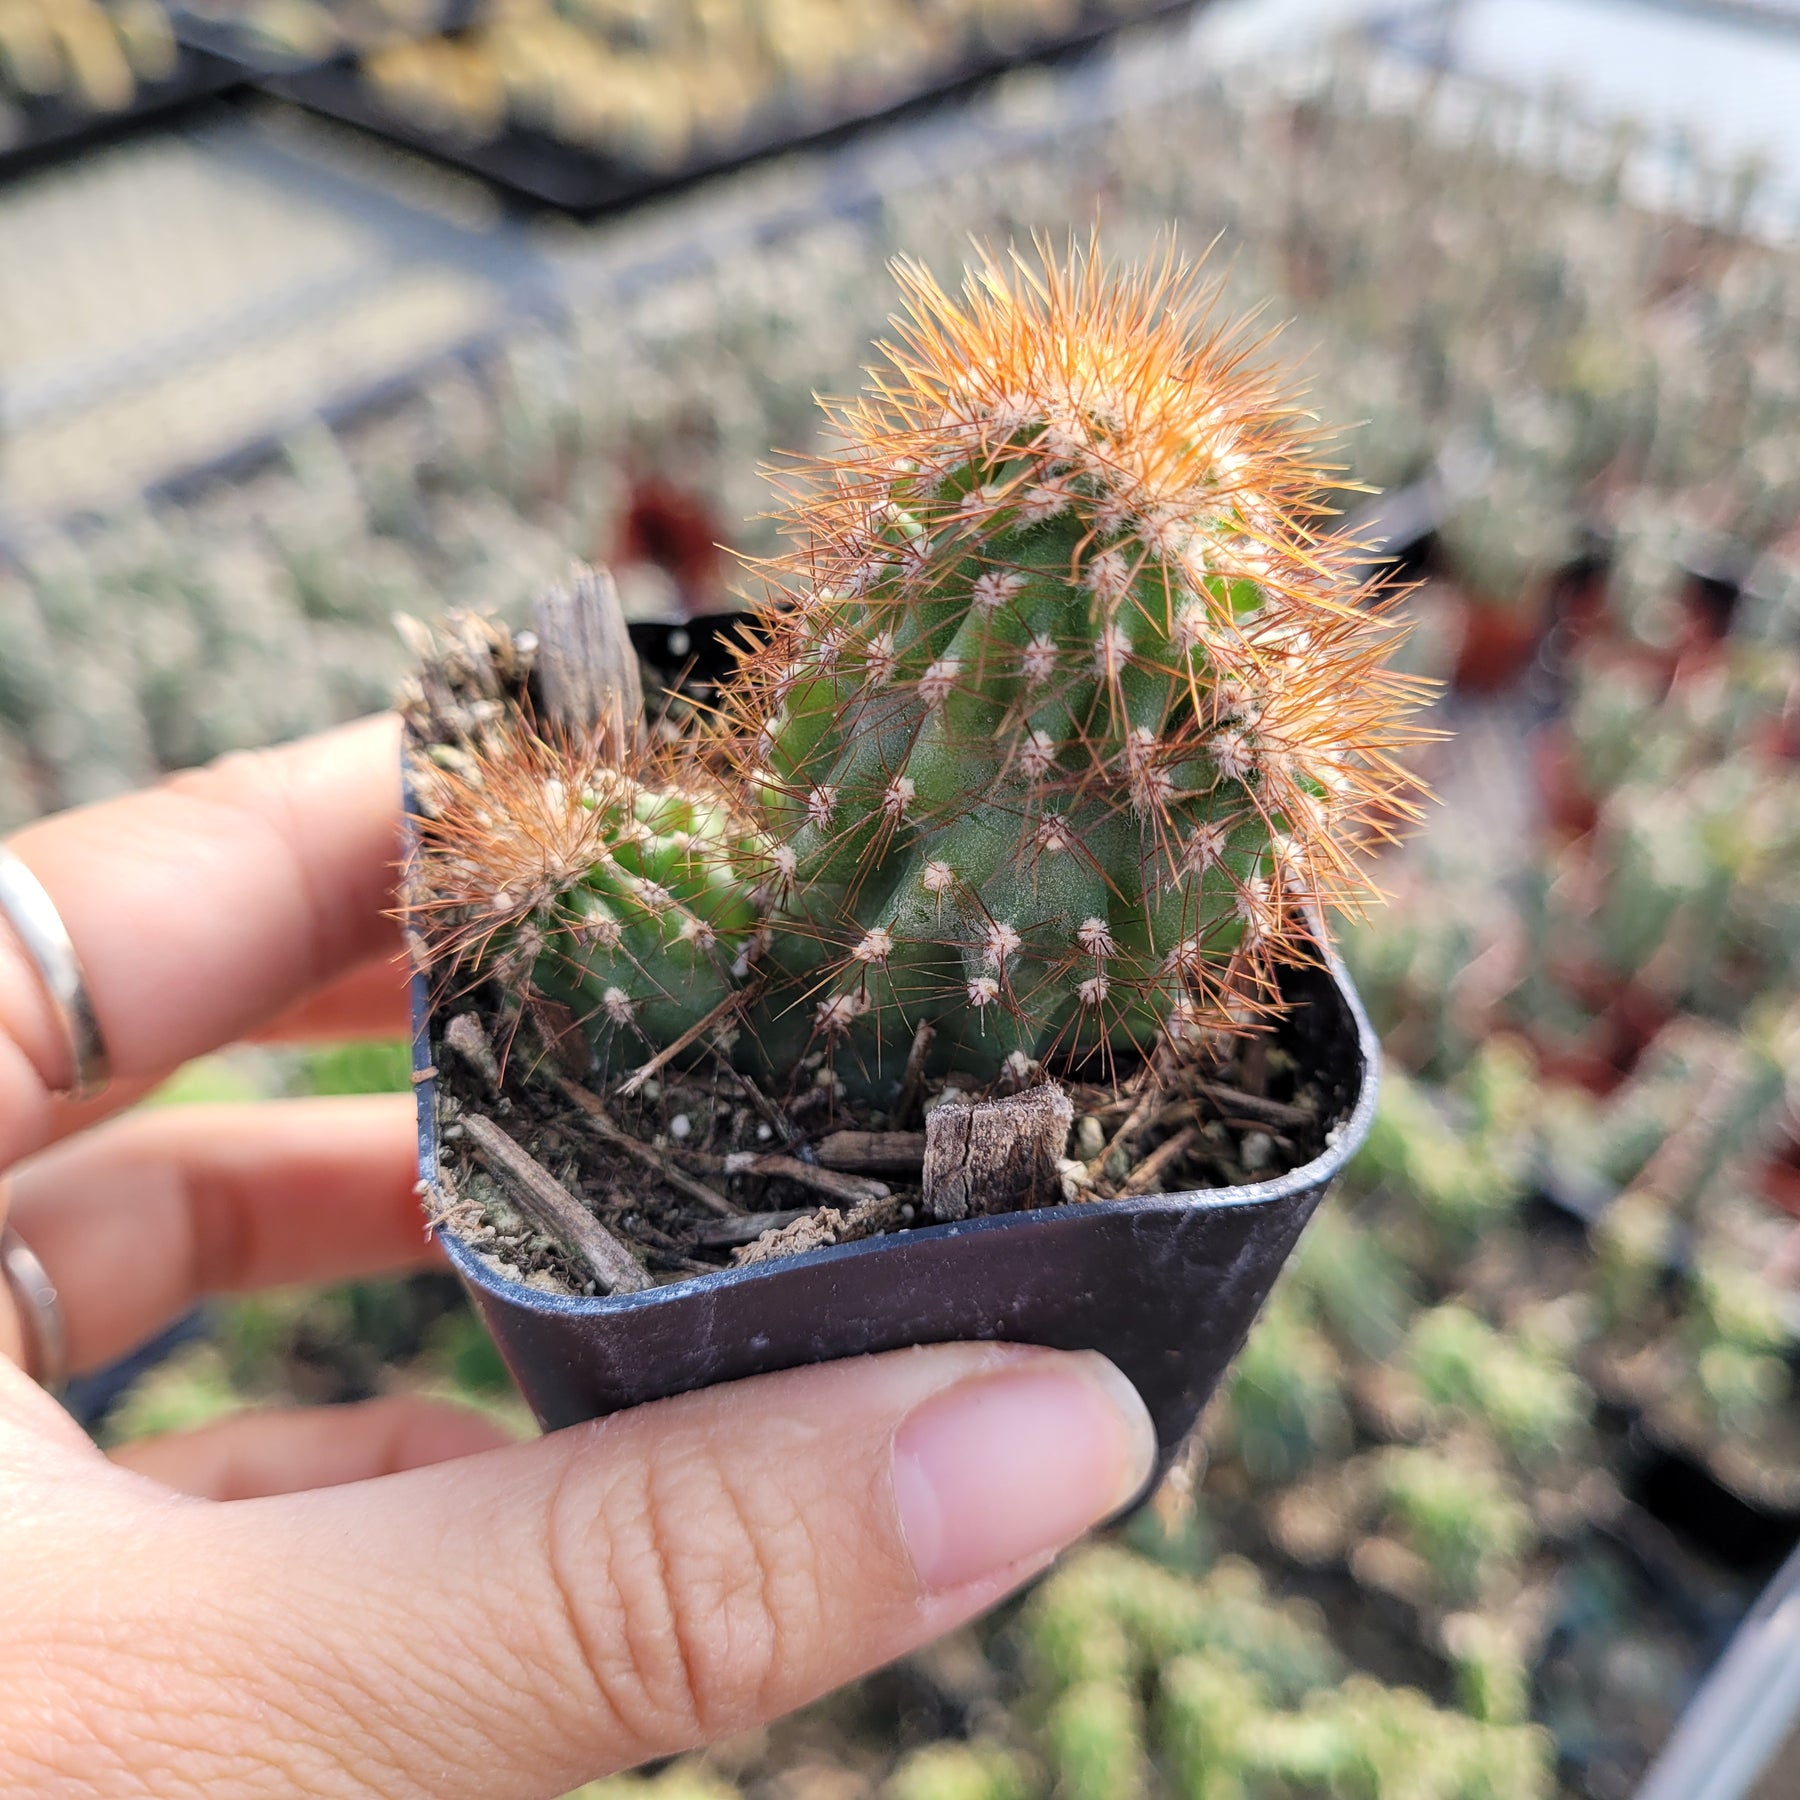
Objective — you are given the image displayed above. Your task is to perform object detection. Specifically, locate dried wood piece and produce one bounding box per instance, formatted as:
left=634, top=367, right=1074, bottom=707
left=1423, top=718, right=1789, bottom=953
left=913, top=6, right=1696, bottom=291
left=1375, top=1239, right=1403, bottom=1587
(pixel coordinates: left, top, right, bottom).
left=532, top=564, right=644, bottom=747
left=923, top=1083, right=1073, bottom=1222
left=554, top=1077, right=740, bottom=1217
left=461, top=1113, right=651, bottom=1294
left=692, top=1209, right=811, bottom=1249
left=893, top=1019, right=936, bottom=1128
left=444, top=1012, right=500, bottom=1093
left=734, top=1194, right=911, bottom=1265
left=811, top=1130, right=927, bottom=1175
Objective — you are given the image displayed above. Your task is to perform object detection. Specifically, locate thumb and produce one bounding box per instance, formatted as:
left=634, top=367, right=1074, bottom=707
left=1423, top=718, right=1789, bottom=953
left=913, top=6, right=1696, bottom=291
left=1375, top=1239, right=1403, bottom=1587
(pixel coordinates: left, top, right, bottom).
left=81, top=1344, right=1154, bottom=1799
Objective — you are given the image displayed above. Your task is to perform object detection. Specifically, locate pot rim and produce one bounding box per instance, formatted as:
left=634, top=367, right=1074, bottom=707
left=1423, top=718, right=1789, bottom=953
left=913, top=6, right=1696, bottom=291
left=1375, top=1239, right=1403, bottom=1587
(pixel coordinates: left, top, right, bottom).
left=413, top=940, right=1379, bottom=1321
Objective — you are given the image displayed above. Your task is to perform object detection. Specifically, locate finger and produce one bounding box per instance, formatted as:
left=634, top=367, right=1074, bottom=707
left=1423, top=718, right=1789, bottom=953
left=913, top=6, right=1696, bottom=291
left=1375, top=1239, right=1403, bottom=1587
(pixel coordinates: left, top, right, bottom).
left=110, top=1397, right=517, bottom=1500
left=0, top=714, right=403, bottom=1170
left=7, top=1095, right=438, bottom=1374
left=54, top=1345, right=1156, bottom=1800
left=253, top=955, right=412, bottom=1044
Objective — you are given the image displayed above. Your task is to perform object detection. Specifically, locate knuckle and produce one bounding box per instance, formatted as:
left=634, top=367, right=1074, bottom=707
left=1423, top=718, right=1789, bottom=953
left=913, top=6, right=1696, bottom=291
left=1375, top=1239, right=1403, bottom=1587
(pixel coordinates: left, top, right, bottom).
left=542, top=1429, right=829, bottom=1757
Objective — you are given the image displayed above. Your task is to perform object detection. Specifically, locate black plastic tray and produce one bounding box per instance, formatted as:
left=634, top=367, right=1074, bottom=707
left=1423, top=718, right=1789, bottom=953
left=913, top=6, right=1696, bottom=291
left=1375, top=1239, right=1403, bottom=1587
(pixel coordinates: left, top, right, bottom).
left=262, top=0, right=1202, bottom=213
left=0, top=46, right=240, bottom=178
left=165, top=0, right=479, bottom=75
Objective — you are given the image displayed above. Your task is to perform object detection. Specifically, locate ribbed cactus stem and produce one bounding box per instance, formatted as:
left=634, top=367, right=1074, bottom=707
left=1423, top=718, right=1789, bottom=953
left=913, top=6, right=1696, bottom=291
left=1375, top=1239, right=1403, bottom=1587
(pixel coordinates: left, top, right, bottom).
left=531, top=772, right=769, bottom=1049
left=730, top=243, right=1421, bottom=1095
left=408, top=697, right=769, bottom=1060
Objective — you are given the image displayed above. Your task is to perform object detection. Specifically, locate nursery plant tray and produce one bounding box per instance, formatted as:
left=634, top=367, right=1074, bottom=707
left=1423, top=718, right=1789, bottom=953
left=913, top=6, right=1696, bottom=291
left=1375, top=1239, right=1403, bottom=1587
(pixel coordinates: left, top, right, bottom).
left=261, top=0, right=1204, bottom=214
left=413, top=946, right=1378, bottom=1478
left=165, top=0, right=481, bottom=76
left=0, top=47, right=240, bottom=178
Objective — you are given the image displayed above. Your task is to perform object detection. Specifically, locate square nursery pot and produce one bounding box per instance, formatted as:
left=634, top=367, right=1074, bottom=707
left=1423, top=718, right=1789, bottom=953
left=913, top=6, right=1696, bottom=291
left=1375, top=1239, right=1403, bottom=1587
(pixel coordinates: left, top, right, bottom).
left=412, top=951, right=1378, bottom=1483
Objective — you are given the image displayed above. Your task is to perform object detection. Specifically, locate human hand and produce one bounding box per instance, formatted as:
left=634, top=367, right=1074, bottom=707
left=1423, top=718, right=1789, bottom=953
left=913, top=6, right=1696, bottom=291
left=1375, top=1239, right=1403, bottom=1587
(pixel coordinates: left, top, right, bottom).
left=0, top=717, right=1156, bottom=1800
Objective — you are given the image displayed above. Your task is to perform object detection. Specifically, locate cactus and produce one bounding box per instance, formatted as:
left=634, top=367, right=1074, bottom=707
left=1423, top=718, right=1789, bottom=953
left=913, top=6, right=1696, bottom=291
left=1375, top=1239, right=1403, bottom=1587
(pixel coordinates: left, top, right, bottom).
left=414, top=243, right=1425, bottom=1102
left=1045, top=1680, right=1148, bottom=1800
left=1222, top=1290, right=1351, bottom=1483
left=1374, top=1448, right=1533, bottom=1609
left=410, top=702, right=769, bottom=1054
left=724, top=243, right=1422, bottom=1094
left=1402, top=1305, right=1586, bottom=1470
left=882, top=1742, right=1031, bottom=1800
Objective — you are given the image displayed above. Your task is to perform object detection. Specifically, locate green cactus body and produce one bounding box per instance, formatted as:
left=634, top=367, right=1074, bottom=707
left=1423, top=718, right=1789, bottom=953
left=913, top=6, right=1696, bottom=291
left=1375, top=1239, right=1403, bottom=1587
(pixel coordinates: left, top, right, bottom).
left=532, top=775, right=769, bottom=1054
left=1045, top=1679, right=1149, bottom=1800
left=740, top=461, right=1287, bottom=1086
left=882, top=1743, right=1030, bottom=1800
left=1403, top=1305, right=1586, bottom=1469
left=1376, top=1447, right=1533, bottom=1608
left=721, top=246, right=1421, bottom=1096
left=411, top=724, right=769, bottom=1065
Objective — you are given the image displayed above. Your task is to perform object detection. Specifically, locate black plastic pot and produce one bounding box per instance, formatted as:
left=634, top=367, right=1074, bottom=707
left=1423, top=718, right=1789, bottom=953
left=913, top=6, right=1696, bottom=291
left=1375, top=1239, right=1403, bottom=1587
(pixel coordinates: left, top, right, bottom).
left=413, top=952, right=1377, bottom=1477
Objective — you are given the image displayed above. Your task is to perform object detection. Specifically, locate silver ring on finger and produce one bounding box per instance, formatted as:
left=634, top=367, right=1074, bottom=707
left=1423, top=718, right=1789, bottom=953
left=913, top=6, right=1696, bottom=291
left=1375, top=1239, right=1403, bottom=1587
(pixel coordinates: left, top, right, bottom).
left=1, top=1222, right=68, bottom=1393
left=0, top=844, right=110, bottom=1099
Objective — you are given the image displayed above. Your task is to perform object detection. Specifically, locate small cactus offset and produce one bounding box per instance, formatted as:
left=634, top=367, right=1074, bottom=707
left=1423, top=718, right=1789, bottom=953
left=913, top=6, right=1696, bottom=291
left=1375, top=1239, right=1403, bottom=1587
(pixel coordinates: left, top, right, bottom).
left=403, top=605, right=769, bottom=1055
left=727, top=243, right=1425, bottom=1095
left=411, top=242, right=1426, bottom=1114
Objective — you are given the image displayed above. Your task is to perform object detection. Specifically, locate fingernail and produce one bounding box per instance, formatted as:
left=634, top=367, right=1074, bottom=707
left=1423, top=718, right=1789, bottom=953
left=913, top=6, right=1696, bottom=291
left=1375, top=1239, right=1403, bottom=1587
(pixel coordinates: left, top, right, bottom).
left=892, top=1352, right=1157, bottom=1592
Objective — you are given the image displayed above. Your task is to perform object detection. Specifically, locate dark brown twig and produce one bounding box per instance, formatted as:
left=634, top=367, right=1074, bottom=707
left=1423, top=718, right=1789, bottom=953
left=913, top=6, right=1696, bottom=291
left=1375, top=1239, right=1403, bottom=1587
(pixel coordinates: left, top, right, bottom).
left=1193, top=1078, right=1312, bottom=1130
left=677, top=1149, right=891, bottom=1206
left=1117, top=1125, right=1203, bottom=1197
left=692, top=1209, right=812, bottom=1249
left=618, top=980, right=762, bottom=1099
left=461, top=1113, right=651, bottom=1293
left=553, top=1076, right=740, bottom=1217
left=893, top=1020, right=936, bottom=1128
